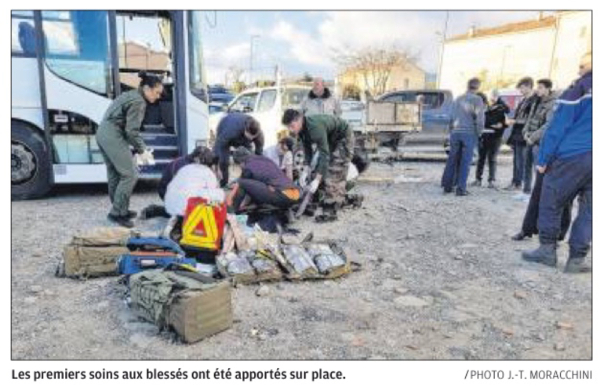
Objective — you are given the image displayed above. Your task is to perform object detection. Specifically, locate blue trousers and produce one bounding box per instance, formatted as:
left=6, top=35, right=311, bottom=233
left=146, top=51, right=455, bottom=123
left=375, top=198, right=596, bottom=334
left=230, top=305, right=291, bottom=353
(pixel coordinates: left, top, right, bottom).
left=442, top=131, right=477, bottom=192
left=538, top=152, right=592, bottom=256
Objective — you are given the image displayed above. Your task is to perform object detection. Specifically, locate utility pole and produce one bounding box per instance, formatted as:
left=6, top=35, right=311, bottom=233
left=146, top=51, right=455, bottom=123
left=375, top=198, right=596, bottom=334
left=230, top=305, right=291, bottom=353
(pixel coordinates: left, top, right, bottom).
left=436, top=11, right=450, bottom=89
left=249, top=34, right=260, bottom=86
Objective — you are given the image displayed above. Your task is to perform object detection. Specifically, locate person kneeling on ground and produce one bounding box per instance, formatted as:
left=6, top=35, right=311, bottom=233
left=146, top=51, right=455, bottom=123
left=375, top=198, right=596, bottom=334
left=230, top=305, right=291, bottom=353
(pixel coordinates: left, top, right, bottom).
left=282, top=109, right=355, bottom=222
left=227, top=147, right=300, bottom=214
left=140, top=146, right=219, bottom=219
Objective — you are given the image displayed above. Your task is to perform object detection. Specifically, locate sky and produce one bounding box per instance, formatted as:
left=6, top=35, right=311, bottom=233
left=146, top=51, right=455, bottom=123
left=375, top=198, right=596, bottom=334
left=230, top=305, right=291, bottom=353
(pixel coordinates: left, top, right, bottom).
left=201, top=10, right=552, bottom=85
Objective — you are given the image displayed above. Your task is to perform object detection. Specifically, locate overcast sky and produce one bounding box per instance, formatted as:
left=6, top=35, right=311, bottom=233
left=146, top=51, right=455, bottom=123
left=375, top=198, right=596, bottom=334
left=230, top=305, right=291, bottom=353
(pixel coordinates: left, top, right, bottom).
left=201, top=11, right=552, bottom=84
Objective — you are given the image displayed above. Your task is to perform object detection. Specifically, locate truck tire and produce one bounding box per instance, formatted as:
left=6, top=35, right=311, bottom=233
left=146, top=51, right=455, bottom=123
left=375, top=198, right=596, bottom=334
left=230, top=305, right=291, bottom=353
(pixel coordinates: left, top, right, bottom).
left=11, top=121, right=52, bottom=200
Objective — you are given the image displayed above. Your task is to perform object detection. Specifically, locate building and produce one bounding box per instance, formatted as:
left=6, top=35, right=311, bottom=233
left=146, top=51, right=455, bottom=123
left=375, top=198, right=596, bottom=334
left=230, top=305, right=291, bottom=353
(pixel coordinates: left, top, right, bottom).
left=438, top=11, right=591, bottom=96
left=336, top=60, right=426, bottom=99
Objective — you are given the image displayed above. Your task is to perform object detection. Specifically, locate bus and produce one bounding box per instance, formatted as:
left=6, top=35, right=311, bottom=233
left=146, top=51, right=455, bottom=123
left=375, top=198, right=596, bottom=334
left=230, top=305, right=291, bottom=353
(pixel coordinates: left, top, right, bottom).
left=11, top=10, right=209, bottom=200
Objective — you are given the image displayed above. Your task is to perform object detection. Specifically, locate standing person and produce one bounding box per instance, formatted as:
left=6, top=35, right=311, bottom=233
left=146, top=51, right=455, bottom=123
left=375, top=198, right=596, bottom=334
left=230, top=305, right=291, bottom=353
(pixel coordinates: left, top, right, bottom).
left=441, top=78, right=485, bottom=196
left=522, top=53, right=592, bottom=273
left=96, top=71, right=162, bottom=228
left=473, top=90, right=510, bottom=188
left=282, top=110, right=354, bottom=222
left=505, top=77, right=537, bottom=192
left=213, top=112, right=264, bottom=187
left=301, top=77, right=342, bottom=117
left=227, top=147, right=300, bottom=213
left=512, top=78, right=571, bottom=241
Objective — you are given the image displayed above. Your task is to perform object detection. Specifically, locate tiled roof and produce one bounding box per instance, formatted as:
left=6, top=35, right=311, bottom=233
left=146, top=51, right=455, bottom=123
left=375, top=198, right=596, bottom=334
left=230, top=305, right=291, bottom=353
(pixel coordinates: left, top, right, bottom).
left=447, top=15, right=556, bottom=42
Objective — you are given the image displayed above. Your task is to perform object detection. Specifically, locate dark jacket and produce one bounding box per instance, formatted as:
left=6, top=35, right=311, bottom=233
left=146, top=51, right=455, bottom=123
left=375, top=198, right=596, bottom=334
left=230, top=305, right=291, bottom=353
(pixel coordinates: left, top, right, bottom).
left=450, top=91, right=486, bottom=137
left=508, top=94, right=538, bottom=145
left=158, top=155, right=195, bottom=200
left=213, top=113, right=264, bottom=186
left=538, top=72, right=592, bottom=166
left=483, top=98, right=510, bottom=138
left=299, top=115, right=350, bottom=177
left=523, top=92, right=557, bottom=146
left=241, top=155, right=297, bottom=191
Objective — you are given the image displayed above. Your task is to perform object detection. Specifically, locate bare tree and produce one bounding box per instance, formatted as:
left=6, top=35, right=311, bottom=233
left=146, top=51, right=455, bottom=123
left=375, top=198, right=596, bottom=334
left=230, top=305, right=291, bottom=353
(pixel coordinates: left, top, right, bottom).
left=227, top=66, right=245, bottom=86
left=334, top=45, right=419, bottom=97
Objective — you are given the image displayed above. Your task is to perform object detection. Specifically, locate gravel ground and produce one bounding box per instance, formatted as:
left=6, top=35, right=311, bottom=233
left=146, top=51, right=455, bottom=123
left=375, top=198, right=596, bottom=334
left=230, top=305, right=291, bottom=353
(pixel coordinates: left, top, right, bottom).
left=11, top=159, right=591, bottom=360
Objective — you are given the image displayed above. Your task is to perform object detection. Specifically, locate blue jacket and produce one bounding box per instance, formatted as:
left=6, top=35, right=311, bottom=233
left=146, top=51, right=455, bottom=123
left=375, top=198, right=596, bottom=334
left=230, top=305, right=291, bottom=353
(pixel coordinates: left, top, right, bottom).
left=450, top=91, right=485, bottom=136
left=538, top=72, right=592, bottom=166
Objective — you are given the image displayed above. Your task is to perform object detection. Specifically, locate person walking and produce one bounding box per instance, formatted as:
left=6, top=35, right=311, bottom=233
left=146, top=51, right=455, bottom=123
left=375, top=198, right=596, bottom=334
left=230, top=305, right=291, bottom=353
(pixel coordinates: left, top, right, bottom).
left=96, top=71, right=162, bottom=228
left=472, top=90, right=510, bottom=188
left=522, top=53, right=592, bottom=273
left=441, top=78, right=485, bottom=196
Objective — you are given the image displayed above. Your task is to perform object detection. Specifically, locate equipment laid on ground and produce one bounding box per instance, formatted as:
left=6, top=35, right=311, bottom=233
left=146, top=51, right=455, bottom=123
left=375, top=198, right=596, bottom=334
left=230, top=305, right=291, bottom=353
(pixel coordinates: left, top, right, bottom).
left=180, top=197, right=227, bottom=251
left=129, top=269, right=232, bottom=343
left=118, top=237, right=197, bottom=275
left=58, top=227, right=135, bottom=278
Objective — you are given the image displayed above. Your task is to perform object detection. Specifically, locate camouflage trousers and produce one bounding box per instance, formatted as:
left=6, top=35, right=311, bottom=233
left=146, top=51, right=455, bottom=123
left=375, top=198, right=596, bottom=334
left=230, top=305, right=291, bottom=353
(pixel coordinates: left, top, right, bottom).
left=324, top=130, right=355, bottom=206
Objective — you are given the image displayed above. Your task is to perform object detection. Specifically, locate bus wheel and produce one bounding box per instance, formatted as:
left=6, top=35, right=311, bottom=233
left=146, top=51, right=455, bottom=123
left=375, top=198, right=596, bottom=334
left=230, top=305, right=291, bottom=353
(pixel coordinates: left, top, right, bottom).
left=11, top=122, right=51, bottom=200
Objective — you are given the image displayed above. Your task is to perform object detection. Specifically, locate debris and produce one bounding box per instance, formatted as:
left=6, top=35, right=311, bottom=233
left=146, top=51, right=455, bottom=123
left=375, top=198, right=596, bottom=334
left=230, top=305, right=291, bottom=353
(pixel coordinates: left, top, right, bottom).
left=405, top=344, right=419, bottom=350
left=393, top=287, right=409, bottom=295
left=250, top=328, right=259, bottom=337
left=257, top=332, right=268, bottom=341
left=256, top=285, right=270, bottom=297
left=393, top=295, right=430, bottom=308
left=555, top=321, right=573, bottom=330
left=29, top=285, right=43, bottom=294
left=501, top=328, right=514, bottom=337
left=553, top=342, right=566, bottom=351
left=514, top=290, right=527, bottom=299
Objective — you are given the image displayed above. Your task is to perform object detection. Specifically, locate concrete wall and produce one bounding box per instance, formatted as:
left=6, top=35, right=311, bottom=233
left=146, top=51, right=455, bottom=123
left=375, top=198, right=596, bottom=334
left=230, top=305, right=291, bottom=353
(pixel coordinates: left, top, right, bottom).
left=337, top=61, right=425, bottom=97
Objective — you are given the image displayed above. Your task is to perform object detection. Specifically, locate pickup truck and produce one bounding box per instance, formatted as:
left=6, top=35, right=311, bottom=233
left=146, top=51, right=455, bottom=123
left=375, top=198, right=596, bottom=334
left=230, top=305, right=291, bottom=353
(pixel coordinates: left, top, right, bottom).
left=378, top=89, right=454, bottom=155
left=353, top=98, right=423, bottom=160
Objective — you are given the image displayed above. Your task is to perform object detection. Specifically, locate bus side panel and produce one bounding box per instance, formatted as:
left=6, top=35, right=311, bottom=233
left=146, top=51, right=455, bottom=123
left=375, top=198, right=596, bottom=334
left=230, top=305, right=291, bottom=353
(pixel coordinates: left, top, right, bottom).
left=11, top=57, right=42, bottom=110
left=185, top=93, right=209, bottom=153
left=43, top=67, right=112, bottom=124
left=53, top=164, right=107, bottom=184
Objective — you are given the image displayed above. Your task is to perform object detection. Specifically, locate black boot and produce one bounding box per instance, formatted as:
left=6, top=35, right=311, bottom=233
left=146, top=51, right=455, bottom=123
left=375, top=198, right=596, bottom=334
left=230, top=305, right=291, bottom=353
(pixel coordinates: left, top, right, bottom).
left=107, top=213, right=134, bottom=228
left=511, top=231, right=531, bottom=241
left=522, top=243, right=557, bottom=267
left=125, top=210, right=138, bottom=219
left=315, top=204, right=338, bottom=223
left=564, top=252, right=592, bottom=273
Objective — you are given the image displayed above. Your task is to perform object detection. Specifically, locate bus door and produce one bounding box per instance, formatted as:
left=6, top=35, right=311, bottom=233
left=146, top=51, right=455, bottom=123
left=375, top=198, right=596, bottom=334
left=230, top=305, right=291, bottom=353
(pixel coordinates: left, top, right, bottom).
left=116, top=11, right=179, bottom=177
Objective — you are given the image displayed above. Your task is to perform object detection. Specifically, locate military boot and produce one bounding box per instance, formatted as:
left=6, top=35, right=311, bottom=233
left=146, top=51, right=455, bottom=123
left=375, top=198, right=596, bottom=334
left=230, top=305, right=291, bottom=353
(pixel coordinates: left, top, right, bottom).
left=564, top=252, right=592, bottom=273
left=315, top=203, right=339, bottom=223
left=522, top=243, right=557, bottom=267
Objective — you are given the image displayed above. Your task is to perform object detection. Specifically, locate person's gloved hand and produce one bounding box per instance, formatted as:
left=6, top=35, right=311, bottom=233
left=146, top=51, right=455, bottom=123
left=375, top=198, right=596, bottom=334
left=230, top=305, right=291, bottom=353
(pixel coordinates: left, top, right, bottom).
left=299, top=166, right=311, bottom=188
left=308, top=176, right=321, bottom=194
left=136, top=148, right=155, bottom=166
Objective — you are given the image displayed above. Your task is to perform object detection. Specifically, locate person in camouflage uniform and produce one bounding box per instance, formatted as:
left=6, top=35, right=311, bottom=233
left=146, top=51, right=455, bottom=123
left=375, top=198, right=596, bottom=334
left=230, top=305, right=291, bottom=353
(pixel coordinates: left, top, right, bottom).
left=282, top=109, right=354, bottom=222
left=96, top=72, right=163, bottom=228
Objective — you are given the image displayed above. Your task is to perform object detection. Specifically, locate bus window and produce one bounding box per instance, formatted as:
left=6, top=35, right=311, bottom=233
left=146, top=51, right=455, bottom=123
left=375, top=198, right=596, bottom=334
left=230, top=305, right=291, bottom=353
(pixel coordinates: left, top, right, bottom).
left=117, top=12, right=172, bottom=90
left=11, top=11, right=36, bottom=56
left=188, top=11, right=206, bottom=100
left=42, top=11, right=112, bottom=96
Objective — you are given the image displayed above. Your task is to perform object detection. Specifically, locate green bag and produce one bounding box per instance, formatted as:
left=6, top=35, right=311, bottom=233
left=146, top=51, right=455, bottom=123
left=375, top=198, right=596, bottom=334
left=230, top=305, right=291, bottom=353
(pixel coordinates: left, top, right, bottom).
left=129, top=270, right=233, bottom=343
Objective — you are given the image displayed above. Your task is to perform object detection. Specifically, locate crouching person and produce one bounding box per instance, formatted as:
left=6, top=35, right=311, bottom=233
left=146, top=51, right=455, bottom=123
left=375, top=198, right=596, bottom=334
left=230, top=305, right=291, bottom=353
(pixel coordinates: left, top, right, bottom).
left=282, top=109, right=355, bottom=222
left=228, top=147, right=300, bottom=214
left=140, top=146, right=220, bottom=219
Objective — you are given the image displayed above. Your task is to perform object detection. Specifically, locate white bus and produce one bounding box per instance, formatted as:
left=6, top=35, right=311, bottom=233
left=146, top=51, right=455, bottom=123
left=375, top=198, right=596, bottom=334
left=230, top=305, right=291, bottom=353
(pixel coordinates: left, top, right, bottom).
left=11, top=10, right=209, bottom=200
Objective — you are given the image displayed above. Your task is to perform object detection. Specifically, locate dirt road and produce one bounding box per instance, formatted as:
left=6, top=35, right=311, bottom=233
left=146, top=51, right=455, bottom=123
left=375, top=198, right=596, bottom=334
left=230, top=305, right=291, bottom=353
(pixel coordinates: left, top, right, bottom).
left=11, top=160, right=591, bottom=360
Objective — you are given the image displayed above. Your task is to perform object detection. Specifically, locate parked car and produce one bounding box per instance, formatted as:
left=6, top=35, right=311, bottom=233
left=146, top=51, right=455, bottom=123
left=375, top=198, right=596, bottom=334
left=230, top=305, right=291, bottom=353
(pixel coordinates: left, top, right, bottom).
left=208, top=85, right=235, bottom=104
left=208, top=85, right=310, bottom=148
left=209, top=102, right=227, bottom=115
left=378, top=89, right=454, bottom=154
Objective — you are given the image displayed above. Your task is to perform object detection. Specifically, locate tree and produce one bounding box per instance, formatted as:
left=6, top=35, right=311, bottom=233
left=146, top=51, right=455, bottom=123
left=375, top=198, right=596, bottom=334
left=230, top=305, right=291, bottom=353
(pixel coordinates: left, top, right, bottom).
left=334, top=45, right=419, bottom=97
left=301, top=72, right=314, bottom=82
left=342, top=84, right=361, bottom=100
left=227, top=66, right=245, bottom=87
